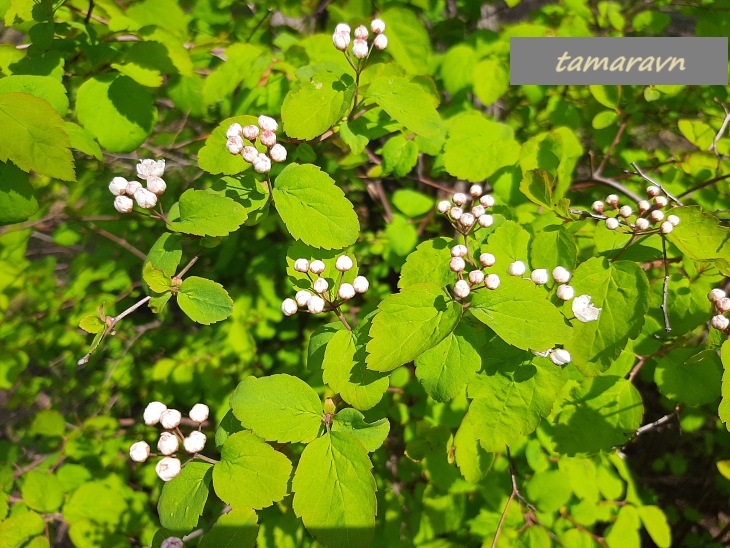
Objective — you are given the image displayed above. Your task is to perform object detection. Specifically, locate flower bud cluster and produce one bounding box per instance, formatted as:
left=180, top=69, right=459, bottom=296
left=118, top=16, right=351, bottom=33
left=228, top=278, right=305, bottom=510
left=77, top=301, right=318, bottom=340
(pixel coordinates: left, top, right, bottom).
left=129, top=401, right=210, bottom=482
left=533, top=347, right=572, bottom=366
left=109, top=159, right=167, bottom=214
left=708, top=287, right=730, bottom=334
left=436, top=185, right=496, bottom=236
left=226, top=115, right=286, bottom=174
left=282, top=256, right=368, bottom=316
left=591, top=186, right=680, bottom=235
left=332, top=19, right=388, bottom=60
left=447, top=243, right=501, bottom=299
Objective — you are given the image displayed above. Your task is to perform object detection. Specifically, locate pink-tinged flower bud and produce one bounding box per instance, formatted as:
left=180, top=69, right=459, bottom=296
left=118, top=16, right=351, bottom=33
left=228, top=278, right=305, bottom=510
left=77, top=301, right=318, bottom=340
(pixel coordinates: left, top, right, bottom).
left=552, top=266, right=571, bottom=284
left=137, top=159, right=165, bottom=179
left=144, top=401, right=167, bottom=426
left=241, top=146, right=258, bottom=163
left=478, top=214, right=494, bottom=228
left=592, top=200, right=604, bottom=213
left=129, top=441, right=150, bottom=462
left=646, top=185, right=660, bottom=197
left=226, top=135, right=244, bottom=155
left=649, top=210, right=664, bottom=223
left=531, top=269, right=549, bottom=285
left=711, top=315, right=729, bottom=331
left=459, top=213, right=475, bottom=228
left=160, top=409, right=182, bottom=429
left=450, top=257, right=466, bottom=272
left=619, top=205, right=632, bottom=218
left=354, top=25, right=368, bottom=39
left=226, top=123, right=243, bottom=139
left=635, top=218, right=650, bottom=231
left=335, top=23, right=351, bottom=34
left=508, top=261, right=526, bottom=277
left=353, top=276, right=369, bottom=293
left=371, top=18, right=385, bottom=34
left=259, top=130, right=277, bottom=147
left=338, top=283, right=356, bottom=300
left=109, top=177, right=128, bottom=196
left=126, top=180, right=143, bottom=195
left=134, top=188, right=158, bottom=209
left=452, top=192, right=468, bottom=206
left=253, top=153, right=272, bottom=174
left=189, top=403, right=209, bottom=423
left=485, top=273, right=501, bottom=290
left=708, top=288, right=726, bottom=303
left=281, top=298, right=298, bottom=316
left=468, top=270, right=485, bottom=285
left=336, top=255, right=353, bottom=271
left=480, top=195, right=495, bottom=208
left=454, top=280, right=470, bottom=298
left=157, top=432, right=179, bottom=456
left=295, top=290, right=312, bottom=307
left=258, top=115, right=278, bottom=132
left=479, top=253, right=496, bottom=267
left=156, top=457, right=182, bottom=482
left=666, top=214, right=680, bottom=226
left=270, top=144, right=287, bottom=163
left=605, top=217, right=619, bottom=230
left=469, top=184, right=483, bottom=197
left=307, top=295, right=325, bottom=314
left=654, top=196, right=668, bottom=208
left=242, top=124, right=259, bottom=141
left=147, top=176, right=166, bottom=196
left=637, top=200, right=651, bottom=213
left=718, top=297, right=730, bottom=313
left=352, top=39, right=368, bottom=59
left=605, top=194, right=619, bottom=207
left=294, top=258, right=310, bottom=273
left=471, top=205, right=486, bottom=218
left=451, top=244, right=468, bottom=258
left=572, top=294, right=602, bottom=322
left=449, top=207, right=463, bottom=220
left=309, top=260, right=325, bottom=274
left=373, top=34, right=388, bottom=51
left=550, top=348, right=571, bottom=365
left=437, top=200, right=451, bottom=213
left=660, top=221, right=673, bottom=234
left=161, top=537, right=184, bottom=548
left=313, top=277, right=329, bottom=294
left=332, top=31, right=350, bottom=51
left=557, top=284, right=574, bottom=301
left=183, top=431, right=207, bottom=454
left=114, top=195, right=134, bottom=214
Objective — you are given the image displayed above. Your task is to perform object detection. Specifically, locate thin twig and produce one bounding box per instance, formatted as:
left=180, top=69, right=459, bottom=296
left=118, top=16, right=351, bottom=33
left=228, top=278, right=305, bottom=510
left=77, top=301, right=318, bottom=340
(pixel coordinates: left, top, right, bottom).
left=677, top=173, right=730, bottom=199
left=635, top=411, right=677, bottom=436
left=595, top=117, right=628, bottom=175
left=91, top=227, right=147, bottom=260
left=629, top=162, right=683, bottom=206
left=709, top=98, right=730, bottom=157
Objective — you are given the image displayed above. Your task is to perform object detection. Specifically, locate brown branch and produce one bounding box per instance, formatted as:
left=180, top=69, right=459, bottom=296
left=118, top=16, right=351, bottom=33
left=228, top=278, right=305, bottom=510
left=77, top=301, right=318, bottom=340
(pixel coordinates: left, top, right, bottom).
left=91, top=226, right=146, bottom=261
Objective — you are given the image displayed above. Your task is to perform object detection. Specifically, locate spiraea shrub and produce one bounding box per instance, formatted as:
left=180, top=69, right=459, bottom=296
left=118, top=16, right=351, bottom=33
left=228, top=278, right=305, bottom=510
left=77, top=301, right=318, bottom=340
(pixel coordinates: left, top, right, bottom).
left=1, top=1, right=730, bottom=547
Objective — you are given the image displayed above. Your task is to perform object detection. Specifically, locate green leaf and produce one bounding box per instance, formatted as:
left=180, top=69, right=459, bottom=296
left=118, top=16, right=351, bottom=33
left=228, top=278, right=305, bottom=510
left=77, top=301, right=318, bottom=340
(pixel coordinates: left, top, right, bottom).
left=157, top=462, right=213, bottom=535
left=292, top=432, right=376, bottom=548
left=30, top=409, right=65, bottom=437
left=63, top=481, right=127, bottom=528
left=273, top=163, right=359, bottom=249
left=0, top=160, right=38, bottom=225
left=365, top=76, right=442, bottom=138
left=112, top=62, right=163, bottom=87
left=529, top=226, right=578, bottom=272
left=230, top=374, right=322, bottom=443
left=79, top=314, right=104, bottom=334
left=721, top=341, right=730, bottom=432
left=666, top=206, right=730, bottom=275
left=210, top=173, right=270, bottom=226
left=198, top=507, right=259, bottom=548
left=472, top=59, right=509, bottom=106
left=678, top=119, right=715, bottom=150
left=379, top=7, right=432, bottom=75
left=398, top=237, right=454, bottom=289
left=331, top=408, right=390, bottom=452
left=146, top=233, right=183, bottom=276
left=213, top=431, right=292, bottom=510
left=0, top=511, right=45, bottom=548
left=484, top=220, right=531, bottom=273
left=654, top=348, right=722, bottom=406
left=143, top=262, right=172, bottom=293
left=0, top=75, right=68, bottom=115
left=20, top=470, right=64, bottom=513
left=526, top=470, right=573, bottom=513
left=197, top=115, right=258, bottom=175
left=637, top=506, right=671, bottom=548
left=520, top=169, right=554, bottom=209
left=366, top=283, right=462, bottom=372
left=391, top=189, right=434, bottom=218
left=469, top=275, right=571, bottom=351
left=592, top=110, right=618, bottom=129
left=63, top=122, right=103, bottom=161
left=339, top=120, right=369, bottom=154
left=285, top=241, right=359, bottom=291
left=589, top=85, right=620, bottom=109
left=170, top=189, right=247, bottom=237
left=0, top=93, right=74, bottom=180
left=282, top=70, right=355, bottom=140
left=381, top=134, right=418, bottom=178
left=565, top=258, right=650, bottom=376
left=177, top=276, right=233, bottom=325
left=440, top=44, right=477, bottom=96
left=75, top=75, right=156, bottom=153
left=453, top=411, right=495, bottom=484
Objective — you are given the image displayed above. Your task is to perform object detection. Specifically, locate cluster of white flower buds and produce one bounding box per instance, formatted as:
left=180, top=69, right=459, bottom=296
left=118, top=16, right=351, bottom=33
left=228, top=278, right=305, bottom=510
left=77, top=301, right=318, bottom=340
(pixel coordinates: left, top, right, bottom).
left=708, top=288, right=730, bottom=334
left=226, top=115, right=286, bottom=174
left=109, top=159, right=167, bottom=214
left=128, top=401, right=210, bottom=482
left=281, top=256, right=368, bottom=316
left=592, top=186, right=680, bottom=235
left=437, top=185, right=496, bottom=235
left=448, top=243, right=501, bottom=299
left=332, top=19, right=388, bottom=60
left=533, top=347, right=573, bottom=366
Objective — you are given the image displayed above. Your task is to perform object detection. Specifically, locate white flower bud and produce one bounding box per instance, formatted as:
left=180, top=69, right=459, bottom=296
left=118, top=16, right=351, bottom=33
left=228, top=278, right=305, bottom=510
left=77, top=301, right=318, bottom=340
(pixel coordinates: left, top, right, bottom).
left=532, top=349, right=551, bottom=358
left=189, top=403, right=209, bottom=423
left=242, top=124, right=259, bottom=141
left=508, top=261, right=526, bottom=277
left=452, top=192, right=468, bottom=206
left=126, top=180, right=143, bottom=195
left=226, top=136, right=244, bottom=155
left=114, top=195, right=134, bottom=214
left=307, top=295, right=326, bottom=314
left=310, top=260, right=326, bottom=274
left=454, top=280, right=470, bottom=298
left=635, top=218, right=650, bottom=231
left=183, top=431, right=207, bottom=454
left=605, top=217, right=619, bottom=230
left=666, top=214, right=680, bottom=226
left=646, top=185, right=661, bottom=197
left=552, top=266, right=571, bottom=284
left=654, top=196, right=668, bottom=208
left=259, top=130, right=277, bottom=147
left=332, top=31, right=350, bottom=51
left=471, top=205, right=486, bottom=218
left=313, top=277, right=329, bottom=294
left=478, top=214, right=494, bottom=228
left=161, top=537, right=184, bottom=548
left=437, top=200, right=451, bottom=213
left=258, top=115, right=278, bottom=132
left=718, top=297, right=730, bottom=313
left=660, top=221, right=673, bottom=234
left=226, top=123, right=243, bottom=139
left=160, top=409, right=182, bottom=430
left=592, top=200, right=604, bottom=213
left=479, top=253, right=496, bottom=267
left=109, top=177, right=128, bottom=196
left=468, top=270, right=485, bottom=285
left=371, top=19, right=385, bottom=33
left=650, top=210, right=664, bottom=223
left=480, top=195, right=495, bottom=208
left=708, top=288, right=726, bottom=303
left=253, top=153, right=272, bottom=174
left=531, top=269, right=549, bottom=285
left=449, top=207, right=463, bottom=220
left=294, top=258, right=310, bottom=272
left=270, top=144, right=287, bottom=163
left=147, top=176, right=166, bottom=196
left=711, top=315, right=729, bottom=331
left=352, top=39, right=368, bottom=59
left=459, top=213, right=475, bottom=228
left=550, top=348, right=571, bottom=366
left=606, top=194, right=619, bottom=207
left=353, top=276, right=369, bottom=293
left=619, top=205, right=633, bottom=218
left=143, top=401, right=167, bottom=426
left=469, top=184, right=483, bottom=197
left=335, top=23, right=351, bottom=34
left=281, top=298, right=298, bottom=316
left=557, top=284, right=575, bottom=301
left=572, top=294, right=602, bottom=322
left=134, top=188, right=158, bottom=209
left=137, top=159, right=165, bottom=180
left=336, top=255, right=353, bottom=271
left=338, top=283, right=355, bottom=300
left=156, top=457, right=182, bottom=482
left=295, top=290, right=312, bottom=307
left=637, top=200, right=651, bottom=213
left=354, top=25, right=368, bottom=39
left=485, top=273, right=501, bottom=290
left=451, top=244, right=468, bottom=258
left=242, top=146, right=258, bottom=163
left=157, top=432, right=179, bottom=456
left=450, top=257, right=466, bottom=272
left=373, top=34, right=388, bottom=51
left=129, top=441, right=150, bottom=462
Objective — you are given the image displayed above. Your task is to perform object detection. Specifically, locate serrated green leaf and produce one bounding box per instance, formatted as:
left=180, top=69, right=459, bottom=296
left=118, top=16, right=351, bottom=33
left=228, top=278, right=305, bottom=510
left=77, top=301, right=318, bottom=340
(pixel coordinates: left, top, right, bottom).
left=592, top=110, right=618, bottom=129
left=112, top=62, right=163, bottom=87
left=149, top=292, right=172, bottom=314
left=331, top=408, right=390, bottom=452
left=565, top=258, right=649, bottom=376
left=391, top=189, right=434, bottom=218
left=721, top=341, right=730, bottom=432
left=678, top=119, right=715, bottom=150
left=170, top=189, right=247, bottom=237
left=666, top=206, right=730, bottom=275
left=366, top=283, right=462, bottom=372
left=0, top=511, right=45, bottom=548
left=484, top=220, right=531, bottom=273
left=339, top=120, right=369, bottom=154
left=197, top=115, right=258, bottom=175
left=654, top=348, right=722, bottom=405
left=230, top=374, right=322, bottom=443
left=472, top=58, right=509, bottom=106
left=589, top=85, right=620, bottom=109
left=529, top=226, right=578, bottom=272
left=63, top=481, right=127, bottom=527
left=213, top=431, right=292, bottom=510
left=637, top=506, right=671, bottom=548
left=520, top=168, right=554, bottom=208
left=146, top=233, right=183, bottom=276
left=0, top=75, right=68, bottom=115
left=177, top=276, right=233, bottom=325
left=365, top=76, right=442, bottom=138
left=398, top=237, right=455, bottom=289
left=79, top=314, right=104, bottom=334
left=20, top=470, right=64, bottom=513
left=453, top=411, right=495, bottom=483
left=381, top=134, right=418, bottom=178
left=440, top=45, right=477, bottom=96
left=143, top=262, right=172, bottom=293
left=157, top=462, right=213, bottom=535
left=210, top=173, right=270, bottom=226
left=198, top=507, right=258, bottom=548
left=379, top=7, right=432, bottom=75
left=0, top=160, right=38, bottom=225
left=292, top=432, right=376, bottom=548
left=273, top=163, right=359, bottom=249
left=63, top=122, right=103, bottom=161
